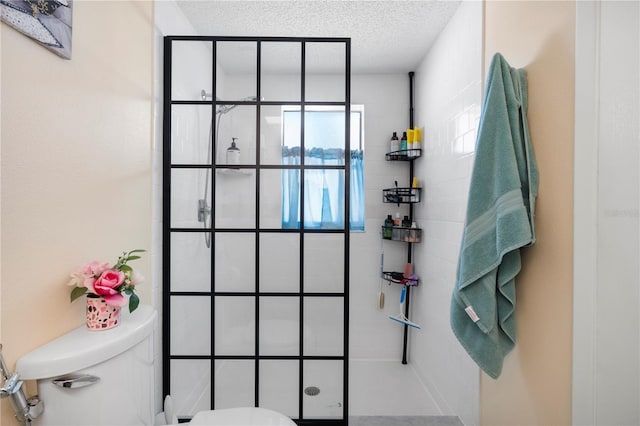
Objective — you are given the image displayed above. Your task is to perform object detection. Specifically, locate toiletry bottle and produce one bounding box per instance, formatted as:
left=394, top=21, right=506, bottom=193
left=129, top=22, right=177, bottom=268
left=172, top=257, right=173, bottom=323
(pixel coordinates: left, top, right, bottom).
left=227, top=138, right=240, bottom=165
left=390, top=132, right=399, bottom=153
left=394, top=212, right=401, bottom=227
left=402, top=215, right=411, bottom=228
left=413, top=127, right=421, bottom=153
left=407, top=129, right=415, bottom=156
left=410, top=221, right=419, bottom=243
left=383, top=215, right=394, bottom=239
left=400, top=131, right=408, bottom=152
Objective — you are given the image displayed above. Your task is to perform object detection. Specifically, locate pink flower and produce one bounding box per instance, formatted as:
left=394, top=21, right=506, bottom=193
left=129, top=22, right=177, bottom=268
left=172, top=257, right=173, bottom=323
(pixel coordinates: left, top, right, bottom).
left=67, top=271, right=84, bottom=287
left=82, top=276, right=97, bottom=289
left=91, top=269, right=126, bottom=306
left=83, top=260, right=111, bottom=277
left=130, top=271, right=144, bottom=286
left=68, top=260, right=110, bottom=288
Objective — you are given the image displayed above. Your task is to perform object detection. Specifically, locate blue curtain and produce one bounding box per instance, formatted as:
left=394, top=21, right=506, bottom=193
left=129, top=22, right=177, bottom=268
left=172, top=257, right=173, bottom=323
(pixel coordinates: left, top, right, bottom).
left=350, top=150, right=365, bottom=230
left=282, top=147, right=364, bottom=230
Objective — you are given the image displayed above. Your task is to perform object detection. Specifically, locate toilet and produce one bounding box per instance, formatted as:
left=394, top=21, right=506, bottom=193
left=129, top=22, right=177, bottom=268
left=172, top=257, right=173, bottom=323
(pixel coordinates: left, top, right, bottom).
left=15, top=305, right=296, bottom=426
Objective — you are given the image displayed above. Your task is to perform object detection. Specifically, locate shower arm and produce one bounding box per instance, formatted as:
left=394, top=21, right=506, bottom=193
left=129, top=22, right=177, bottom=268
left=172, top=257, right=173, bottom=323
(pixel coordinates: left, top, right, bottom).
left=200, top=90, right=261, bottom=113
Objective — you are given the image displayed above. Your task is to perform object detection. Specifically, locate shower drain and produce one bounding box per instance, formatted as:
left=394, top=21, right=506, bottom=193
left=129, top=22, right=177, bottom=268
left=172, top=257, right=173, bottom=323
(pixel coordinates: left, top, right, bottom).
left=304, top=386, right=320, bottom=396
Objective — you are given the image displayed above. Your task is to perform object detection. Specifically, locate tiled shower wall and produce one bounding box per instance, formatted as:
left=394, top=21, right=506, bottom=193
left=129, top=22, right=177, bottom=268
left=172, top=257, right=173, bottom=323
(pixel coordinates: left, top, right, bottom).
left=411, top=1, right=482, bottom=425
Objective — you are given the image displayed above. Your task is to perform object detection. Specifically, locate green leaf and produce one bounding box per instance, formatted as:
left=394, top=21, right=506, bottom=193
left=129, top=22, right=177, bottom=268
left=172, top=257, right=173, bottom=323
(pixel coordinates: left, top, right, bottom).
left=70, top=287, right=88, bottom=303
left=126, top=256, right=141, bottom=261
left=129, top=292, right=140, bottom=313
left=119, top=264, right=133, bottom=273
left=129, top=249, right=146, bottom=254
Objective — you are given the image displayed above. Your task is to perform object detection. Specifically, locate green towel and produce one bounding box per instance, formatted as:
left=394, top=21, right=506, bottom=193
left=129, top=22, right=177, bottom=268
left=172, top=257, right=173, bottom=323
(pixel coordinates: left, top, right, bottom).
left=450, top=53, right=539, bottom=379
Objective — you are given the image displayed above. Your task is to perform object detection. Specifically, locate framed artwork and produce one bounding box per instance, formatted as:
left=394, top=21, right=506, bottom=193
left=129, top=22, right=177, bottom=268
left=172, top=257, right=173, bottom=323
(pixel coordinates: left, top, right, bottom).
left=1, top=0, right=72, bottom=59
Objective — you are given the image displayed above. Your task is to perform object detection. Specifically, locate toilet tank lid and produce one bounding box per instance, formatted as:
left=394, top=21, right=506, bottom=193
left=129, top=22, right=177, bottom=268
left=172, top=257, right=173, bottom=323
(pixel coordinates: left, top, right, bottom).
left=16, top=305, right=157, bottom=380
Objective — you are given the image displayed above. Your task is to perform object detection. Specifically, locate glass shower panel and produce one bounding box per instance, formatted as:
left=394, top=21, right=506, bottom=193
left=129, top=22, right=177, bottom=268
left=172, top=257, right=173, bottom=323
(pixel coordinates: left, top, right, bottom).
left=261, top=42, right=301, bottom=102
left=259, top=360, right=299, bottom=418
left=259, top=233, right=299, bottom=293
left=214, top=232, right=255, bottom=293
left=303, top=297, right=344, bottom=356
left=170, top=359, right=211, bottom=417
left=281, top=108, right=302, bottom=155
left=216, top=41, right=257, bottom=102
left=305, top=42, right=346, bottom=102
left=304, top=233, right=344, bottom=293
left=171, top=104, right=212, bottom=165
left=260, top=105, right=290, bottom=166
left=165, top=37, right=350, bottom=425
left=170, top=232, right=211, bottom=292
left=171, top=40, right=213, bottom=102
left=259, top=297, right=299, bottom=355
left=304, top=108, right=346, bottom=163
left=303, top=360, right=343, bottom=419
left=214, top=297, right=255, bottom=355
left=260, top=169, right=287, bottom=229
left=214, top=169, right=256, bottom=229
left=215, top=105, right=257, bottom=166
left=171, top=168, right=211, bottom=229
left=214, top=360, right=254, bottom=409
left=303, top=169, right=345, bottom=230
left=170, top=296, right=211, bottom=356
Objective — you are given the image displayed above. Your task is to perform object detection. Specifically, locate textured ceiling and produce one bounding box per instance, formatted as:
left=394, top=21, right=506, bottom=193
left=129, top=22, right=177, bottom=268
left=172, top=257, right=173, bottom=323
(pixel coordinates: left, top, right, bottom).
left=175, top=0, right=462, bottom=74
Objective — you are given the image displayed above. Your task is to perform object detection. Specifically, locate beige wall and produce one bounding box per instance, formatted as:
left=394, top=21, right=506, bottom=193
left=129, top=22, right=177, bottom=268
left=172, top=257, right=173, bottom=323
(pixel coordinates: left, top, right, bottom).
left=0, top=1, right=153, bottom=424
left=481, top=1, right=575, bottom=425
left=1, top=1, right=577, bottom=424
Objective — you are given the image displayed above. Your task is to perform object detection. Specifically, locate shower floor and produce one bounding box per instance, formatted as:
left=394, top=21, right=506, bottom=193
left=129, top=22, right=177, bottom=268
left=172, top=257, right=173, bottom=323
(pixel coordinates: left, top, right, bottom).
left=348, top=360, right=439, bottom=416
left=348, top=360, right=462, bottom=425
left=349, top=416, right=463, bottom=426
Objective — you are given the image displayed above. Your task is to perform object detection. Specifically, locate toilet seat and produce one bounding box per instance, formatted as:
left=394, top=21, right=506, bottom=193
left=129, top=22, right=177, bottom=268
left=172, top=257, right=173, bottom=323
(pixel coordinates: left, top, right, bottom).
left=189, top=407, right=296, bottom=425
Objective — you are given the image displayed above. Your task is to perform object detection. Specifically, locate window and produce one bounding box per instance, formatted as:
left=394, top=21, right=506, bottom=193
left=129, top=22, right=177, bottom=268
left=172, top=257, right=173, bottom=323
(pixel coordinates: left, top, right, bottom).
left=281, top=105, right=364, bottom=230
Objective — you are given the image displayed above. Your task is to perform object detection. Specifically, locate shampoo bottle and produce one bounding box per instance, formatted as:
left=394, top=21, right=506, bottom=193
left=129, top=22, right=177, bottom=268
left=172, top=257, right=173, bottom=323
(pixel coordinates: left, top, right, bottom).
left=400, top=131, right=408, bottom=152
left=383, top=215, right=394, bottom=239
left=413, top=127, right=422, bottom=153
left=227, top=138, right=240, bottom=165
left=390, top=132, right=399, bottom=153
left=394, top=212, right=401, bottom=227
left=407, top=129, right=415, bottom=156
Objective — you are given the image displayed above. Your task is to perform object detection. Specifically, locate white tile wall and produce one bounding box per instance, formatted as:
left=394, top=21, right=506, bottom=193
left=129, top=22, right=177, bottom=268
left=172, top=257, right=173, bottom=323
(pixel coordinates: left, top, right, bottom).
left=411, top=2, right=482, bottom=425
left=348, top=74, right=413, bottom=362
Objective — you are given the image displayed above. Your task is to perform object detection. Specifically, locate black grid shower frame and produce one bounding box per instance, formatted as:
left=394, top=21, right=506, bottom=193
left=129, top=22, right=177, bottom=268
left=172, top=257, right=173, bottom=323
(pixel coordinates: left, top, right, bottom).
left=163, top=36, right=351, bottom=426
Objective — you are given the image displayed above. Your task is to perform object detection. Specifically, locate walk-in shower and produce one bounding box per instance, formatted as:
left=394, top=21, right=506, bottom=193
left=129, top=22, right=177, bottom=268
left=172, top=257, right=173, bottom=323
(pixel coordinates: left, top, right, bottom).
left=163, top=36, right=351, bottom=425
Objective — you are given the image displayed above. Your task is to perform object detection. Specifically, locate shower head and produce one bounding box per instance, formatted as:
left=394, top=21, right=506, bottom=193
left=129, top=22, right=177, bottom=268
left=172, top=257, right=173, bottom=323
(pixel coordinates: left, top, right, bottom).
left=215, top=95, right=262, bottom=115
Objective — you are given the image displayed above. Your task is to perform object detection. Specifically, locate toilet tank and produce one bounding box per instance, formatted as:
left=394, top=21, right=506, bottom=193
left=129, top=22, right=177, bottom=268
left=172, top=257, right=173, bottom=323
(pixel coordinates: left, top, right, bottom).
left=16, top=305, right=157, bottom=426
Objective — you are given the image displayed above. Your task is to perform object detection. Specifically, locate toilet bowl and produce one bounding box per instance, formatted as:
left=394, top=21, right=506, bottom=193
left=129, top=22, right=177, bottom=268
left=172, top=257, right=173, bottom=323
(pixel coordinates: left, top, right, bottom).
left=15, top=305, right=295, bottom=426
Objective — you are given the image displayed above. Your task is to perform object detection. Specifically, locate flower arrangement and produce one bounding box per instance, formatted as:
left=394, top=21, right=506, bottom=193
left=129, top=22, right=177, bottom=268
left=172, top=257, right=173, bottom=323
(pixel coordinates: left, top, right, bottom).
left=69, top=249, right=145, bottom=313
